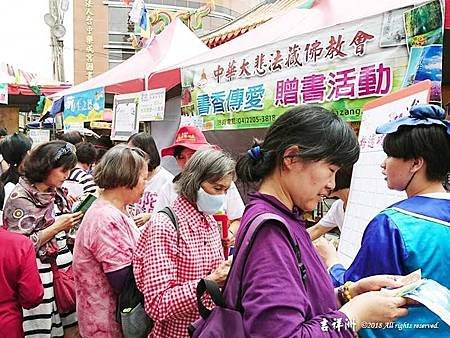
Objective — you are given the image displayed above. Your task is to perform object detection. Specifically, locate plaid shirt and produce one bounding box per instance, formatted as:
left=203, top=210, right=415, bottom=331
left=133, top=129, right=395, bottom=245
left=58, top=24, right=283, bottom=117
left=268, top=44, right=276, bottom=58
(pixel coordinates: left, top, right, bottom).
left=133, top=196, right=224, bottom=338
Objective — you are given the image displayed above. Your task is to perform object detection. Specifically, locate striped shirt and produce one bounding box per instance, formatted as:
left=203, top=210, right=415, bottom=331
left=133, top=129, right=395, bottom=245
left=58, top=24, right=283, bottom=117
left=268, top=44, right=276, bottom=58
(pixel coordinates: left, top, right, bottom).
left=66, top=167, right=97, bottom=197
left=22, top=234, right=77, bottom=337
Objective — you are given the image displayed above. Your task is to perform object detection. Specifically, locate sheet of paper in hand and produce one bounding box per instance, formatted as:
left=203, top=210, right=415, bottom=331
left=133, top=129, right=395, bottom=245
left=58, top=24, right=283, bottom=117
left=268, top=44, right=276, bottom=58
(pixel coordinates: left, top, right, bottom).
left=393, top=270, right=450, bottom=327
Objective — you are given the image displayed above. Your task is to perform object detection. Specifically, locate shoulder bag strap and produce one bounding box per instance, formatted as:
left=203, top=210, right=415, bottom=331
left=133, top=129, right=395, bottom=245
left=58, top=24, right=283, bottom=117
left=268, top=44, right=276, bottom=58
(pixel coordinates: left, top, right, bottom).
left=231, top=213, right=307, bottom=311
left=158, top=206, right=179, bottom=230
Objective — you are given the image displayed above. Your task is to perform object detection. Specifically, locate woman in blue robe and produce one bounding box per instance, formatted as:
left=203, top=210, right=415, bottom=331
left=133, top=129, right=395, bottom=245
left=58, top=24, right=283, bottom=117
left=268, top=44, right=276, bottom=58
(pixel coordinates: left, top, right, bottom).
left=329, top=104, right=450, bottom=337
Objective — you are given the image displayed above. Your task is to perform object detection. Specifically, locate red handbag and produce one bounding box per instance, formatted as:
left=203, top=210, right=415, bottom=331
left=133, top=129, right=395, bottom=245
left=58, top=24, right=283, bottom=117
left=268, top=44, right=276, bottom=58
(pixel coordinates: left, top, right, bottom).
left=50, top=261, right=76, bottom=314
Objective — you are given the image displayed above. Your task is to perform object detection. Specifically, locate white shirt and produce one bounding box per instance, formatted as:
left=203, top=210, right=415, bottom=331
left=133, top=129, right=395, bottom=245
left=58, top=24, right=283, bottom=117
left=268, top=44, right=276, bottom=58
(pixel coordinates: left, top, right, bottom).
left=146, top=167, right=174, bottom=196
left=138, top=167, right=174, bottom=214
left=3, top=182, right=15, bottom=209
left=421, top=192, right=450, bottom=200
left=154, top=180, right=245, bottom=221
left=320, top=199, right=345, bottom=231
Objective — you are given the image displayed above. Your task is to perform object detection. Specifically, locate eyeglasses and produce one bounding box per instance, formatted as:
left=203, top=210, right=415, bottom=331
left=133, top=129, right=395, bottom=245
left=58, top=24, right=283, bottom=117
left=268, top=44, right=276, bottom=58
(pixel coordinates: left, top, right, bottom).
left=55, top=143, right=76, bottom=161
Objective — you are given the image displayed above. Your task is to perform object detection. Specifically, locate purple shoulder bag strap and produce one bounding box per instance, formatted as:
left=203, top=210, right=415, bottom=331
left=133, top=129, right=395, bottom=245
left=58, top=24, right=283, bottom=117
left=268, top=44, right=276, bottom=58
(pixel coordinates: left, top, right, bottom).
left=189, top=212, right=307, bottom=337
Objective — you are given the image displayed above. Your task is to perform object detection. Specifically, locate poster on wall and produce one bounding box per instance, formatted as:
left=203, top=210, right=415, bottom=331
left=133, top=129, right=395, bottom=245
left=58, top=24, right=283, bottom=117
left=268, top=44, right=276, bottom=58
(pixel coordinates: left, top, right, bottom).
left=337, top=80, right=431, bottom=268
left=0, top=83, right=8, bottom=104
left=180, top=0, right=442, bottom=131
left=111, top=92, right=139, bottom=141
left=64, top=122, right=84, bottom=132
left=63, top=87, right=105, bottom=125
left=28, top=129, right=50, bottom=147
left=138, top=88, right=166, bottom=121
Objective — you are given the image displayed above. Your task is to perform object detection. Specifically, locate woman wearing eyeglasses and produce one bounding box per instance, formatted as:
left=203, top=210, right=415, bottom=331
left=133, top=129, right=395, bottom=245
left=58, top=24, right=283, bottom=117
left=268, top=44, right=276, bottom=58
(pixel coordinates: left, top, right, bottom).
left=3, top=141, right=83, bottom=338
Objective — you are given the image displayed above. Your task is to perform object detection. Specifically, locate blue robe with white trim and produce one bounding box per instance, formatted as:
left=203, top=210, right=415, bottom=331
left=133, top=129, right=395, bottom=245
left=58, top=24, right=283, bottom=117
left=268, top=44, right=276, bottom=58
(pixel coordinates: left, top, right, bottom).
left=330, top=195, right=450, bottom=337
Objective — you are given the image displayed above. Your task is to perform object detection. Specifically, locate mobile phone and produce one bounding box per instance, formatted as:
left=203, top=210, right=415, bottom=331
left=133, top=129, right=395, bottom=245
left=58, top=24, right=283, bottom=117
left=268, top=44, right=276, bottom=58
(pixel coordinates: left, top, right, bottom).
left=72, top=194, right=97, bottom=214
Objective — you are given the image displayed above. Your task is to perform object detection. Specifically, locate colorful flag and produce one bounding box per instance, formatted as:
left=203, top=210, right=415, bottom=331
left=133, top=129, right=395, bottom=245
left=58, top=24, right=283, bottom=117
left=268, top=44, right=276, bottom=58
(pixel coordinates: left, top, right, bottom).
left=41, top=97, right=53, bottom=118
left=140, top=8, right=151, bottom=39
left=129, top=0, right=144, bottom=23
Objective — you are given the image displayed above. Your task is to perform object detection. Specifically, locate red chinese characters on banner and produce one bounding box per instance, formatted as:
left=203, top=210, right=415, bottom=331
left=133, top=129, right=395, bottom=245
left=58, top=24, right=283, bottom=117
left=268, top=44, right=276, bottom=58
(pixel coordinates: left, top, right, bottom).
left=214, top=64, right=224, bottom=83
left=275, top=78, right=299, bottom=106
left=285, top=44, right=302, bottom=68
left=277, top=62, right=392, bottom=106
left=327, top=68, right=357, bottom=100
left=350, top=31, right=375, bottom=56
left=254, top=53, right=268, bottom=76
left=358, top=64, right=392, bottom=97
left=225, top=60, right=237, bottom=81
left=300, top=74, right=326, bottom=103
left=209, top=29, right=376, bottom=83
left=304, top=40, right=323, bottom=63
left=324, top=35, right=348, bottom=59
left=239, top=59, right=251, bottom=77
left=270, top=50, right=284, bottom=72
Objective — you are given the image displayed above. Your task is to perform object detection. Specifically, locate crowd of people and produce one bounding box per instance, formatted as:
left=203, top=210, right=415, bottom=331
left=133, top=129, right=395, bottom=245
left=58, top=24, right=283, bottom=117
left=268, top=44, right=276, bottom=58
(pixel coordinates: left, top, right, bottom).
left=0, top=104, right=449, bottom=338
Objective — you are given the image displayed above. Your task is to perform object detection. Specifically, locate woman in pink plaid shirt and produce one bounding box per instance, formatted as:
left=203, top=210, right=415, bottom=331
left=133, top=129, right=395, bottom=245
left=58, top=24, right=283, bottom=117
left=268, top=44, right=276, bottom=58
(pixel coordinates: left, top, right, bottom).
left=133, top=148, right=234, bottom=338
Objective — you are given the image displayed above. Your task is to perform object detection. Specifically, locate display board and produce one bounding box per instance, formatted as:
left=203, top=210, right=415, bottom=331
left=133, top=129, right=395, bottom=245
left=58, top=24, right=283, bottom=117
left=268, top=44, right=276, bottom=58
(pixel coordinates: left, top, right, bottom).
left=180, top=1, right=442, bottom=130
left=337, top=80, right=431, bottom=268
left=111, top=92, right=139, bottom=141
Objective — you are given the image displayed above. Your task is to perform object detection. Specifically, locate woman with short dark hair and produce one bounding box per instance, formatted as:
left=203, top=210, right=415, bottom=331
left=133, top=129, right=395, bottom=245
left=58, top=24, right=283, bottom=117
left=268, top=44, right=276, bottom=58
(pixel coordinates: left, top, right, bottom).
left=73, top=145, right=148, bottom=337
left=3, top=140, right=83, bottom=337
left=328, top=104, right=450, bottom=337
left=128, top=132, right=173, bottom=226
left=0, top=133, right=32, bottom=209
left=133, top=148, right=235, bottom=338
left=230, top=106, right=408, bottom=337
left=64, top=142, right=98, bottom=200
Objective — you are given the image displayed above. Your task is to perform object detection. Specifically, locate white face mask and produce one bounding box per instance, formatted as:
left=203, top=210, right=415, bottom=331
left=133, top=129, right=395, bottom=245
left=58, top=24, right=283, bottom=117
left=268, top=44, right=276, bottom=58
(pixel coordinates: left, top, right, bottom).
left=196, top=187, right=225, bottom=215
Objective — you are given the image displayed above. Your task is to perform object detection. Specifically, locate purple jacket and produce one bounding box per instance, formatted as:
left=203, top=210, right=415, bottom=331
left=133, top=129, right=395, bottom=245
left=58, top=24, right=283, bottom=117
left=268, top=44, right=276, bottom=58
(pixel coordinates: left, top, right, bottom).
left=237, top=193, right=354, bottom=337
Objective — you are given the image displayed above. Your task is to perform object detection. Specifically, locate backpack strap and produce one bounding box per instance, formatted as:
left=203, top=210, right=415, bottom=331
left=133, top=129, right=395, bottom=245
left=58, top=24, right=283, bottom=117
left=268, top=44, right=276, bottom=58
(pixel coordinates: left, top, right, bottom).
left=196, top=279, right=226, bottom=319
left=231, top=213, right=307, bottom=311
left=158, top=206, right=179, bottom=230
left=194, top=212, right=307, bottom=320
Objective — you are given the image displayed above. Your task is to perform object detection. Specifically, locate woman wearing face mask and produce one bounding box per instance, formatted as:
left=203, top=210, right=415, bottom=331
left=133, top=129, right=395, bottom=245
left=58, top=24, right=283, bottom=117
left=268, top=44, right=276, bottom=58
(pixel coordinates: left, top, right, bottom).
left=326, top=104, right=450, bottom=338
left=133, top=148, right=234, bottom=338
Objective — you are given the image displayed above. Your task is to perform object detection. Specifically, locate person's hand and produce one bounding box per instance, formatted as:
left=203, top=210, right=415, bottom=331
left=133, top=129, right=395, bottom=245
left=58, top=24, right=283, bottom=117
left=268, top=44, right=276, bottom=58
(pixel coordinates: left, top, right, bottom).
left=67, top=195, right=79, bottom=206
left=133, top=213, right=151, bottom=227
left=313, top=237, right=339, bottom=268
left=350, top=275, right=404, bottom=297
left=206, top=260, right=232, bottom=287
left=221, top=230, right=236, bottom=248
left=55, top=212, right=84, bottom=232
left=340, top=291, right=408, bottom=331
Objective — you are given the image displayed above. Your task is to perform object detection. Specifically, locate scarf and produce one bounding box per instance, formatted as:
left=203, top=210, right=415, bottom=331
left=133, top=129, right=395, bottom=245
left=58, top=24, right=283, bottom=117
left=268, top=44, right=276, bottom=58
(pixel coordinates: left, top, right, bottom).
left=3, top=177, right=71, bottom=261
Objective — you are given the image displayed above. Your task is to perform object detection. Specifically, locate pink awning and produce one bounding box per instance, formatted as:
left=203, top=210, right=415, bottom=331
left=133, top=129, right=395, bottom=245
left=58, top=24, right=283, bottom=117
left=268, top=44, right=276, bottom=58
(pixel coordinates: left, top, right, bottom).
left=52, top=19, right=208, bottom=98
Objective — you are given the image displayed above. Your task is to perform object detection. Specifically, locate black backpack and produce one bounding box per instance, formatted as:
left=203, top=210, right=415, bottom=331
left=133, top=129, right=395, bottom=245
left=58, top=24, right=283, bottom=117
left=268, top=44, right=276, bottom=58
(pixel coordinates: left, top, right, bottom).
left=116, top=207, right=178, bottom=338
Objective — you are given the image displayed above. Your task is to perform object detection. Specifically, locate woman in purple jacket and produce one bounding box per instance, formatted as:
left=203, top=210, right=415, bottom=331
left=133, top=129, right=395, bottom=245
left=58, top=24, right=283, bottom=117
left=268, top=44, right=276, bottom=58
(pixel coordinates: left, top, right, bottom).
left=234, top=106, right=409, bottom=337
